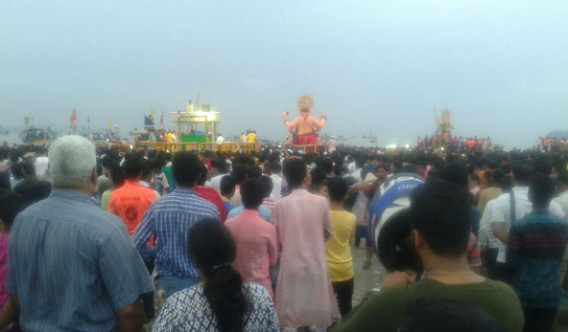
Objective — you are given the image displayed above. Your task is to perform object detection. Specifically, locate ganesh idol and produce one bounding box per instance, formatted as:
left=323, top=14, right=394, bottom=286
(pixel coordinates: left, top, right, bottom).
left=282, top=94, right=327, bottom=144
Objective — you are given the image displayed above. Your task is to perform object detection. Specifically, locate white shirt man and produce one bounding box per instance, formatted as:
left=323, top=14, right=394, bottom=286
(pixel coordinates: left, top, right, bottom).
left=216, top=135, right=225, bottom=145
left=490, top=186, right=565, bottom=262
left=327, top=138, right=337, bottom=153
left=270, top=173, right=283, bottom=201
left=210, top=174, right=228, bottom=194
left=35, top=156, right=49, bottom=178
left=347, top=160, right=356, bottom=174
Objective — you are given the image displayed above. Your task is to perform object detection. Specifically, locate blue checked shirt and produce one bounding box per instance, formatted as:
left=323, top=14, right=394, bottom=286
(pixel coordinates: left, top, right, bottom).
left=228, top=205, right=273, bottom=224
left=133, top=189, right=220, bottom=279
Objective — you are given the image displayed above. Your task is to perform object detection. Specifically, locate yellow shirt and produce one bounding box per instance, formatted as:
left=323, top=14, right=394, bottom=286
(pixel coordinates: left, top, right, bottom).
left=247, top=133, right=257, bottom=143
left=325, top=210, right=356, bottom=282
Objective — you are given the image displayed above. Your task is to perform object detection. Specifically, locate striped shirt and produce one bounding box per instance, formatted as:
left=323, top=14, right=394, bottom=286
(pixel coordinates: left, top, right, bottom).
left=133, top=189, right=220, bottom=279
left=6, top=189, right=154, bottom=331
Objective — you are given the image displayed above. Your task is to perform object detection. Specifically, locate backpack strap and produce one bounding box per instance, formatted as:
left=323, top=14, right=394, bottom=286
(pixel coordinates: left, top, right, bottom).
left=509, top=189, right=516, bottom=222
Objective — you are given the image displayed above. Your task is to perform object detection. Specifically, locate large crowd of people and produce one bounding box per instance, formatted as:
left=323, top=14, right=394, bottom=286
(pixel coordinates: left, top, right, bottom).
left=0, top=136, right=567, bottom=332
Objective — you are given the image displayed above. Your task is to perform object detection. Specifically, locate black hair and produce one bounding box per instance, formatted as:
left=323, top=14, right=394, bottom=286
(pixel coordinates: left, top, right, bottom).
left=490, top=170, right=505, bottom=188
left=410, top=181, right=472, bottom=259
left=172, top=152, right=201, bottom=187
left=399, top=297, right=508, bottom=332
left=241, top=179, right=265, bottom=209
left=0, top=191, right=24, bottom=231
left=333, top=164, right=343, bottom=176
left=247, top=165, right=263, bottom=180
left=108, top=161, right=125, bottom=188
left=512, top=162, right=533, bottom=186
left=534, top=159, right=552, bottom=176
left=101, top=155, right=117, bottom=169
left=269, top=162, right=282, bottom=174
left=122, top=157, right=144, bottom=180
left=283, top=159, right=307, bottom=189
left=259, top=176, right=273, bottom=198
left=310, top=167, right=327, bottom=187
left=529, top=175, right=556, bottom=209
left=376, top=164, right=387, bottom=172
left=152, top=159, right=165, bottom=172
left=232, top=164, right=248, bottom=185
left=500, top=176, right=513, bottom=193
left=187, top=220, right=249, bottom=332
left=392, top=160, right=403, bottom=173
left=197, top=163, right=208, bottom=186
left=215, top=159, right=229, bottom=174
left=327, top=177, right=348, bottom=203
left=141, top=159, right=153, bottom=180
left=439, top=161, right=469, bottom=189
left=468, top=173, right=480, bottom=185
left=319, top=158, right=333, bottom=174
left=13, top=180, right=52, bottom=207
left=221, top=175, right=237, bottom=197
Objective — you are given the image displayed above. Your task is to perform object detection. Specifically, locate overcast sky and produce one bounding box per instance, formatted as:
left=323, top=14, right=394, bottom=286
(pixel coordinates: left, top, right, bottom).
left=1, top=1, right=567, bottom=149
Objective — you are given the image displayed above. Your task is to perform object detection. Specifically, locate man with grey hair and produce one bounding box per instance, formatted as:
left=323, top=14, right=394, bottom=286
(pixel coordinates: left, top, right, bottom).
left=6, top=135, right=154, bottom=331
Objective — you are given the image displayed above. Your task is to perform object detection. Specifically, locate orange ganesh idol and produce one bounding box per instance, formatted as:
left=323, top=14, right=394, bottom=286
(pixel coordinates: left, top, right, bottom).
left=282, top=94, right=326, bottom=145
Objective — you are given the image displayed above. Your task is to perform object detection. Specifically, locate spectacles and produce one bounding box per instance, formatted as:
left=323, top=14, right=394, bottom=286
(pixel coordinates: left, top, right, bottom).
left=300, top=109, right=310, bottom=113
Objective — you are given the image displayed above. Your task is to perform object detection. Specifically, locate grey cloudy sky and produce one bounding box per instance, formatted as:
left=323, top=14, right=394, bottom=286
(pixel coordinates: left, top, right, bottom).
left=1, top=1, right=567, bottom=149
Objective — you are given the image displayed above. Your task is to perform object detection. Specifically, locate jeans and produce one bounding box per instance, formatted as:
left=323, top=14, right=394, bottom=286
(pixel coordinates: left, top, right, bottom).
left=486, top=248, right=515, bottom=284
left=332, top=278, right=354, bottom=317
left=523, top=308, right=557, bottom=332
left=157, top=276, right=201, bottom=298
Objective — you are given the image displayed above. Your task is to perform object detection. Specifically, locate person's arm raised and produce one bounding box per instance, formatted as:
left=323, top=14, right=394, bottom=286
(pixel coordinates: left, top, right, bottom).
left=311, top=113, right=326, bottom=132
left=282, top=112, right=299, bottom=133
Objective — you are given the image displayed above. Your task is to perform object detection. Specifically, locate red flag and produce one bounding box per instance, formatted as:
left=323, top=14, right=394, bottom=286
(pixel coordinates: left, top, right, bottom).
left=160, top=112, right=164, bottom=126
left=195, top=94, right=200, bottom=106
left=70, top=109, right=77, bottom=123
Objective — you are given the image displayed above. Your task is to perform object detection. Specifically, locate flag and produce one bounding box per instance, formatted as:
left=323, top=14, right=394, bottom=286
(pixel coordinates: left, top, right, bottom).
left=24, top=117, right=33, bottom=125
left=150, top=107, right=155, bottom=121
left=195, top=94, right=200, bottom=106
left=144, top=115, right=154, bottom=126
left=106, top=115, right=113, bottom=132
left=160, top=112, right=164, bottom=126
left=70, top=109, right=77, bottom=131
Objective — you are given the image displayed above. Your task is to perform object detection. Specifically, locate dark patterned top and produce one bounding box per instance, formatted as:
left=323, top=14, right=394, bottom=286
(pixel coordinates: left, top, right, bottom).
left=153, top=283, right=279, bottom=332
left=507, top=211, right=568, bottom=309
